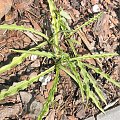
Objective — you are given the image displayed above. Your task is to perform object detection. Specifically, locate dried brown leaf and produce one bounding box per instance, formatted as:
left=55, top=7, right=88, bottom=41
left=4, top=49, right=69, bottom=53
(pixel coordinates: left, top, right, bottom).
left=0, top=0, right=12, bottom=19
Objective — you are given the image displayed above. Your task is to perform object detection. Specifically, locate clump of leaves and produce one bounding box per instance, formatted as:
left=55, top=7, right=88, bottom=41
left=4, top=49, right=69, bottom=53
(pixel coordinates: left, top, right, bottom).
left=0, top=0, right=119, bottom=119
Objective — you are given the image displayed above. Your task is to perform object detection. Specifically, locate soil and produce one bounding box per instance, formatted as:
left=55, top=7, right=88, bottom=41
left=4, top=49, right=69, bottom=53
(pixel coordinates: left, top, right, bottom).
left=0, top=0, right=120, bottom=120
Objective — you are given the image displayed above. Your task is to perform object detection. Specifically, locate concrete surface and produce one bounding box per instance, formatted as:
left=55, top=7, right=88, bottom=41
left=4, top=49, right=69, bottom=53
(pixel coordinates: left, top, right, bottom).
left=85, top=105, right=120, bottom=120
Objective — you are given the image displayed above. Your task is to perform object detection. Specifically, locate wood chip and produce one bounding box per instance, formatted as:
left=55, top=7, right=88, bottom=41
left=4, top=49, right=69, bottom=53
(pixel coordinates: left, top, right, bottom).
left=0, top=0, right=12, bottom=19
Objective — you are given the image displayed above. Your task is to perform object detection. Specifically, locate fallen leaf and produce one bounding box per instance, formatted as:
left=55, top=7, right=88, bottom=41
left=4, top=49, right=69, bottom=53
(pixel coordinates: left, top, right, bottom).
left=0, top=0, right=12, bottom=19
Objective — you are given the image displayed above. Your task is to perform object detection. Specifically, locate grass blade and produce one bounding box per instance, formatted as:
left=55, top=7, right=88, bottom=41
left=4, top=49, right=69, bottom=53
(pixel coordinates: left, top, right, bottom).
left=90, top=91, right=105, bottom=113
left=60, top=64, right=85, bottom=102
left=77, top=62, right=90, bottom=103
left=0, top=24, right=48, bottom=40
left=70, top=53, right=118, bottom=61
left=0, top=66, right=55, bottom=101
left=0, top=41, right=47, bottom=74
left=37, top=66, right=59, bottom=120
left=72, top=12, right=103, bottom=34
left=11, top=49, right=55, bottom=58
left=47, top=0, right=60, bottom=54
left=83, top=63, right=120, bottom=88
left=87, top=73, right=107, bottom=104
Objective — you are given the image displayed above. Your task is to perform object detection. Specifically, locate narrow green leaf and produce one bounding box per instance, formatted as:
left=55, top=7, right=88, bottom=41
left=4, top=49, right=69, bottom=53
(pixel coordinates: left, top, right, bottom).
left=60, top=17, right=71, bottom=30
left=73, top=12, right=103, bottom=33
left=77, top=62, right=90, bottom=103
left=0, top=24, right=48, bottom=40
left=60, top=64, right=85, bottom=102
left=60, top=9, right=71, bottom=19
left=83, top=63, right=120, bottom=88
left=90, top=91, right=105, bottom=113
left=0, top=41, right=47, bottom=74
left=0, top=66, right=55, bottom=101
left=11, top=49, right=55, bottom=58
left=47, top=0, right=60, bottom=54
left=87, top=73, right=106, bottom=104
left=37, top=66, right=59, bottom=120
left=70, top=53, right=118, bottom=61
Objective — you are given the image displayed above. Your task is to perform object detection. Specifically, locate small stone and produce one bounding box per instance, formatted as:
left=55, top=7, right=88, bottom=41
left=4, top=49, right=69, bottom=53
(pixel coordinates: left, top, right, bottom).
left=30, top=55, right=38, bottom=61
left=92, top=4, right=100, bottom=13
left=30, top=100, right=43, bottom=116
left=39, top=74, right=52, bottom=86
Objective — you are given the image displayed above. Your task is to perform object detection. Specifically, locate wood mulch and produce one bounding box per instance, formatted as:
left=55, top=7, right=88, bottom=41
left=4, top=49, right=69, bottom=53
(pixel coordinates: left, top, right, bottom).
left=0, top=0, right=120, bottom=119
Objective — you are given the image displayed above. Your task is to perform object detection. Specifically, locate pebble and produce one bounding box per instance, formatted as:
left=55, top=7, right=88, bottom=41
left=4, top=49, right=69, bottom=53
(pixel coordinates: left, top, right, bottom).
left=92, top=4, right=100, bottom=13
left=30, top=55, right=38, bottom=61
left=39, top=74, right=52, bottom=86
